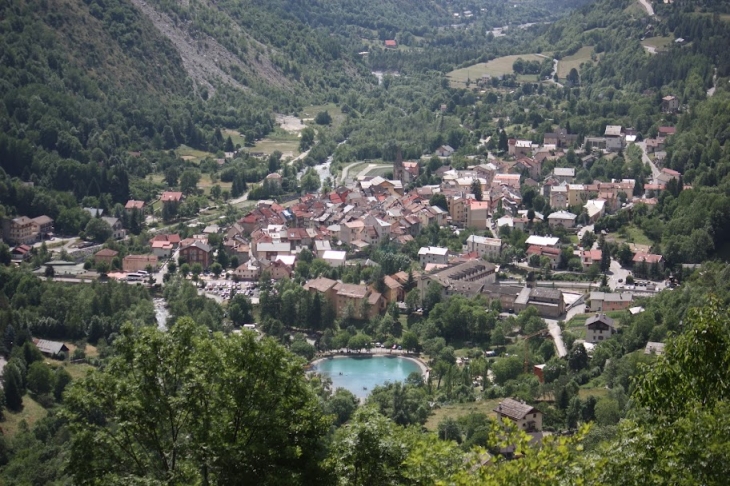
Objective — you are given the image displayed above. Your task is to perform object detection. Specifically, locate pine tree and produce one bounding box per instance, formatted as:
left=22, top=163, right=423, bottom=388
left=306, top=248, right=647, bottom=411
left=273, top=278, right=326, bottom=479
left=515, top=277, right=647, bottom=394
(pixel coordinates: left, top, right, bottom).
left=3, top=363, right=23, bottom=412
left=471, top=179, right=483, bottom=201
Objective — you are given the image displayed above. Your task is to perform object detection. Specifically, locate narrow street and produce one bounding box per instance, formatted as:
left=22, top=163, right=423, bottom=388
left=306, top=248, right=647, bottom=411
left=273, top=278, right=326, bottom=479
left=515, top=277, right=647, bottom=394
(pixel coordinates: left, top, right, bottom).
left=544, top=318, right=568, bottom=358
left=636, top=140, right=661, bottom=184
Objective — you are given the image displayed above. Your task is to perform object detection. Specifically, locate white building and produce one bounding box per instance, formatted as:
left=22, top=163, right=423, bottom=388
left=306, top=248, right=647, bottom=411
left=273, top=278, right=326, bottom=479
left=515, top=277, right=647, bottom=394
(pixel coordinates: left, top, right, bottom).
left=525, top=235, right=560, bottom=247
left=322, top=250, right=347, bottom=268
left=465, top=235, right=502, bottom=260
left=314, top=240, right=331, bottom=258
left=418, top=246, right=449, bottom=266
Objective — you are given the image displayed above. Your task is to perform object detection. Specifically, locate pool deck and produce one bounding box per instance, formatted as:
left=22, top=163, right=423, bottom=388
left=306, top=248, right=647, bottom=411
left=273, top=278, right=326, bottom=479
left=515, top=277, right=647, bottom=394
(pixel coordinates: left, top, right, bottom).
left=310, top=350, right=429, bottom=378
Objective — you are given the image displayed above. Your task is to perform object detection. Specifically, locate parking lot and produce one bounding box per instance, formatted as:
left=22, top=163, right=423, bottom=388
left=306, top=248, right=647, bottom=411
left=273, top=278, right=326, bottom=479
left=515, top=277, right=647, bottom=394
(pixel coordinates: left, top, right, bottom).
left=201, top=278, right=259, bottom=301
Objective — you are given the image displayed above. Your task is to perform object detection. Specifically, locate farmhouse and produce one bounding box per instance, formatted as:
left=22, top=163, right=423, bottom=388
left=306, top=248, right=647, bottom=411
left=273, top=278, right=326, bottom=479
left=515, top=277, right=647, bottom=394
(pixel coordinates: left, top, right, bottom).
left=494, top=398, right=543, bottom=432
left=33, top=338, right=70, bottom=357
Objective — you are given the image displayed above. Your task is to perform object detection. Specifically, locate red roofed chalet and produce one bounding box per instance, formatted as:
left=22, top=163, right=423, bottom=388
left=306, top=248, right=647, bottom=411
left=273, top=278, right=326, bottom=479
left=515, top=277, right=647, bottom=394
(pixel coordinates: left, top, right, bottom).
left=384, top=39, right=397, bottom=48
left=161, top=191, right=183, bottom=203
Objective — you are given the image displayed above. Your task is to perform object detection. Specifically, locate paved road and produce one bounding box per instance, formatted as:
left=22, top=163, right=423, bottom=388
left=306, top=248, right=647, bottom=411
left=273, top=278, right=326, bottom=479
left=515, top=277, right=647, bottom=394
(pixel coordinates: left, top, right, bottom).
left=536, top=53, right=563, bottom=87
left=544, top=319, right=568, bottom=358
left=636, top=140, right=660, bottom=183
left=606, top=259, right=631, bottom=291
left=340, top=161, right=362, bottom=185
left=577, top=224, right=595, bottom=242
left=565, top=303, right=586, bottom=322
left=154, top=249, right=179, bottom=285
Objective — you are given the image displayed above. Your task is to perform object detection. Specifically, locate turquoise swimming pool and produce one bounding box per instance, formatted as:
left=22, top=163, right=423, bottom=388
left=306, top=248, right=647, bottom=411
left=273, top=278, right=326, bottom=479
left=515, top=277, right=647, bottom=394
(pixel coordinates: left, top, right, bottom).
left=312, top=355, right=423, bottom=399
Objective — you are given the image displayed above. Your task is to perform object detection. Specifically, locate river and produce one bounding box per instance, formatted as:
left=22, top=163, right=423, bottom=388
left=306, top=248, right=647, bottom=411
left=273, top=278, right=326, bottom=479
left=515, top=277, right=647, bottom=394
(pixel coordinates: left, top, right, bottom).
left=154, top=298, right=169, bottom=331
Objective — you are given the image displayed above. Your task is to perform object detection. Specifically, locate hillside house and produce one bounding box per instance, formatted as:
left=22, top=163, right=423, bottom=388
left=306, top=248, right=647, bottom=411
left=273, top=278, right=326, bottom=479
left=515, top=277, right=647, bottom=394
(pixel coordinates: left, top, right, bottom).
left=125, top=200, right=145, bottom=213
left=33, top=339, right=69, bottom=357
left=494, top=398, right=543, bottom=432
left=580, top=249, right=602, bottom=269
left=662, top=95, right=679, bottom=113
left=585, top=313, right=617, bottom=343
left=99, top=217, right=124, bottom=240
left=435, top=145, right=455, bottom=157
left=161, top=191, right=183, bottom=205
left=632, top=251, right=664, bottom=272
left=657, top=126, right=676, bottom=139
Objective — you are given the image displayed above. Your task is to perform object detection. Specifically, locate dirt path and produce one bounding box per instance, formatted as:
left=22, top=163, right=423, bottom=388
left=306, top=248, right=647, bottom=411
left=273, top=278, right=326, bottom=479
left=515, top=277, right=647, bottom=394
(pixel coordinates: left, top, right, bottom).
left=638, top=0, right=654, bottom=16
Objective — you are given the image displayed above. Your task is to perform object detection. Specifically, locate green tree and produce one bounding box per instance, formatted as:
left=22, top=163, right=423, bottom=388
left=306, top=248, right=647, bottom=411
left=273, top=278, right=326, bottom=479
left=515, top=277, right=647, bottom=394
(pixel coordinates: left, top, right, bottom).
left=84, top=218, right=112, bottom=243
left=347, top=333, right=370, bottom=351
left=228, top=294, right=253, bottom=325
left=315, top=111, right=332, bottom=125
left=27, top=362, right=54, bottom=396
left=164, top=167, right=179, bottom=187
left=299, top=127, right=315, bottom=151
left=53, top=368, right=72, bottom=403
left=401, top=331, right=419, bottom=352
left=429, top=193, right=448, bottom=211
left=599, top=247, right=611, bottom=273
left=301, top=168, right=321, bottom=193
left=594, top=398, right=621, bottom=426
left=180, top=169, right=201, bottom=195
left=63, top=318, right=330, bottom=484
left=210, top=262, right=223, bottom=277
left=2, top=360, right=24, bottom=412
left=470, top=179, right=483, bottom=201
left=423, top=283, right=442, bottom=315
left=290, top=336, right=316, bottom=360
left=325, top=388, right=359, bottom=426
left=491, top=355, right=522, bottom=385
